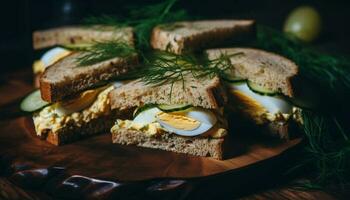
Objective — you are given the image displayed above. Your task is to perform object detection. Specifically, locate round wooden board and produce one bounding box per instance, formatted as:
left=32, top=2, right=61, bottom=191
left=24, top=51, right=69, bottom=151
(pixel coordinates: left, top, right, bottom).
left=0, top=116, right=301, bottom=182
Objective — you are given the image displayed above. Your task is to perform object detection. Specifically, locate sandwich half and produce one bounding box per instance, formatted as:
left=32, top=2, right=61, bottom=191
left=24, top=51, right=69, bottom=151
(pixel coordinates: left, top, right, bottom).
left=206, top=48, right=302, bottom=139
left=151, top=20, right=255, bottom=54
left=32, top=26, right=134, bottom=87
left=109, top=75, right=229, bottom=159
left=33, top=26, right=133, bottom=50
left=25, top=27, right=138, bottom=145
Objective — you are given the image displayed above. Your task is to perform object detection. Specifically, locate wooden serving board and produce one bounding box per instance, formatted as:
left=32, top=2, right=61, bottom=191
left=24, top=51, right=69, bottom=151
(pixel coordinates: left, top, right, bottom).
left=1, top=117, right=301, bottom=181
left=0, top=72, right=303, bottom=199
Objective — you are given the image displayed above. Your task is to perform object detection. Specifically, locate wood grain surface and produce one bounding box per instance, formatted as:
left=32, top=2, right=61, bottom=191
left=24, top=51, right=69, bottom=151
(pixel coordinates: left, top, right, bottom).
left=0, top=69, right=339, bottom=200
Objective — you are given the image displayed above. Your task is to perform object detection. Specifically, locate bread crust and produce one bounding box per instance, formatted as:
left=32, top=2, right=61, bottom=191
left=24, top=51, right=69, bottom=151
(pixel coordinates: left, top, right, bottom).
left=206, top=48, right=299, bottom=97
left=38, top=115, right=115, bottom=146
left=33, top=26, right=134, bottom=50
left=111, top=128, right=225, bottom=159
left=151, top=20, right=256, bottom=54
left=109, top=76, right=227, bottom=110
left=40, top=53, right=138, bottom=102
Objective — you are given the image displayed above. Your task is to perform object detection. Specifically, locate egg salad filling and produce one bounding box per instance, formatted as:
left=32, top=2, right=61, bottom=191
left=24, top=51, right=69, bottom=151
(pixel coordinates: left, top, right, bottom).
left=111, top=106, right=228, bottom=138
left=33, top=47, right=71, bottom=74
left=229, top=82, right=301, bottom=124
left=33, top=85, right=114, bottom=136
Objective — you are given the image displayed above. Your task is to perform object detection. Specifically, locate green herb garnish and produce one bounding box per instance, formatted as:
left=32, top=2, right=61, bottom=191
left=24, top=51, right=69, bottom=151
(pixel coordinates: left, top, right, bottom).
left=137, top=51, right=242, bottom=86
left=83, top=0, right=188, bottom=49
left=76, top=41, right=136, bottom=66
left=256, top=25, right=350, bottom=190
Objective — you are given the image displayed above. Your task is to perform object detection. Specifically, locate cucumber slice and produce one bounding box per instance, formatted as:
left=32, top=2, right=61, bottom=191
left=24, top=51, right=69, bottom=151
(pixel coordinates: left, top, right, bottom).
left=61, top=43, right=92, bottom=51
left=247, top=81, right=278, bottom=96
left=133, top=104, right=157, bottom=117
left=157, top=104, right=192, bottom=112
left=20, top=90, right=50, bottom=112
left=224, top=75, right=246, bottom=83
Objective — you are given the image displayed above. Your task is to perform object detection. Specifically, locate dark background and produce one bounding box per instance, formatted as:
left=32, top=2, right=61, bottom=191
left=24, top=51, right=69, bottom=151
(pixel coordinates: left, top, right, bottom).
left=1, top=0, right=349, bottom=71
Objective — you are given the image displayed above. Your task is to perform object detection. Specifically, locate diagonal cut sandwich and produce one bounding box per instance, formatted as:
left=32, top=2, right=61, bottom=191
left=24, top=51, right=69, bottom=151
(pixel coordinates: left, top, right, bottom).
left=32, top=26, right=134, bottom=87
left=206, top=48, right=302, bottom=139
left=151, top=20, right=255, bottom=54
left=21, top=27, right=138, bottom=145
left=109, top=74, right=229, bottom=159
left=33, top=26, right=133, bottom=50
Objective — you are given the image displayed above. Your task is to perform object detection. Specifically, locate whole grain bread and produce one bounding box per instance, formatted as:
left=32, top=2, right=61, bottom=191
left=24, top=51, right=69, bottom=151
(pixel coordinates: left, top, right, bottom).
left=40, top=53, right=138, bottom=102
left=38, top=115, right=115, bottom=145
left=206, top=48, right=298, bottom=97
left=109, top=75, right=227, bottom=110
left=33, top=26, right=134, bottom=50
left=111, top=128, right=225, bottom=159
left=151, top=20, right=255, bottom=54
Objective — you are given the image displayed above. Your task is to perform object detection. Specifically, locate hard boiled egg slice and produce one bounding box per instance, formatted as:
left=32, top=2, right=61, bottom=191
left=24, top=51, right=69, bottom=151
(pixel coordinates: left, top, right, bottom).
left=133, top=107, right=162, bottom=126
left=54, top=85, right=111, bottom=116
left=230, top=83, right=292, bottom=114
left=156, top=108, right=217, bottom=137
left=41, top=47, right=71, bottom=68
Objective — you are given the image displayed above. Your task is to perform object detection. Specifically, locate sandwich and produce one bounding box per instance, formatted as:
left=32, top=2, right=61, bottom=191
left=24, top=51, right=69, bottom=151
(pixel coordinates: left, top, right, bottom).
left=109, top=75, right=229, bottom=159
left=206, top=48, right=302, bottom=139
left=21, top=27, right=138, bottom=145
left=151, top=20, right=255, bottom=54
left=32, top=26, right=134, bottom=87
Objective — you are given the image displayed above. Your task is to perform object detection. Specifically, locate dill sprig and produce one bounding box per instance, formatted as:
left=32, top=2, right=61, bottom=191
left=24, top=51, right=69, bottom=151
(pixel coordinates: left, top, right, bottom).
left=82, top=14, right=122, bottom=27
left=297, top=111, right=350, bottom=189
left=83, top=0, right=188, bottom=49
left=137, top=51, right=242, bottom=86
left=256, top=25, right=350, bottom=97
left=256, top=25, right=350, bottom=190
left=75, top=41, right=136, bottom=66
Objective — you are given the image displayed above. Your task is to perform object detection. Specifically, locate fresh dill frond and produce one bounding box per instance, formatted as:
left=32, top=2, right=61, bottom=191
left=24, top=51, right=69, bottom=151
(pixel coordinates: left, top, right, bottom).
left=81, top=0, right=188, bottom=49
left=75, top=41, right=136, bottom=66
left=256, top=25, right=350, bottom=190
left=82, top=14, right=123, bottom=27
left=256, top=25, right=350, bottom=97
left=299, top=111, right=350, bottom=188
left=137, top=51, right=242, bottom=86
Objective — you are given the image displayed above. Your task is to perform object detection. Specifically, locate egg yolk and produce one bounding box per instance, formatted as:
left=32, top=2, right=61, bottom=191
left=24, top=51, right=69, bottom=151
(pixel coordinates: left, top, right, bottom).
left=156, top=112, right=201, bottom=131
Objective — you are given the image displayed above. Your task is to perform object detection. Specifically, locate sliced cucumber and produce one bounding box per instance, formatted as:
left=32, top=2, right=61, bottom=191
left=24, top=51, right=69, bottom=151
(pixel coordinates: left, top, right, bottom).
left=133, top=104, right=157, bottom=117
left=224, top=75, right=246, bottom=83
left=157, top=104, right=192, bottom=112
left=20, top=90, right=50, bottom=112
left=61, top=43, right=92, bottom=51
left=247, top=81, right=278, bottom=96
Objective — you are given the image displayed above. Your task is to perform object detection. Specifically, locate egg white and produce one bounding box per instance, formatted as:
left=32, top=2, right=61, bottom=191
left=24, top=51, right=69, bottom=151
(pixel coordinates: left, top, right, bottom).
left=230, top=83, right=292, bottom=114
left=133, top=107, right=217, bottom=136
left=41, top=47, right=70, bottom=68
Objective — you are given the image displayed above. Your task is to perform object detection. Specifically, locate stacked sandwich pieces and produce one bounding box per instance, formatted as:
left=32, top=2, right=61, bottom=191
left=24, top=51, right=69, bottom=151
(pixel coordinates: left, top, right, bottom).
left=26, top=25, right=138, bottom=145
left=108, top=20, right=301, bottom=159
left=24, top=20, right=302, bottom=159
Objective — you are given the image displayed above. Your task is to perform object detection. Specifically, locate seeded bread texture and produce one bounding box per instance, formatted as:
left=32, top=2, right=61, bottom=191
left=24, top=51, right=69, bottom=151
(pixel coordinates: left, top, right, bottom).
left=109, top=75, right=227, bottom=110
left=206, top=48, right=298, bottom=97
left=33, top=26, right=134, bottom=50
left=38, top=115, right=114, bottom=145
left=40, top=53, right=138, bottom=102
left=151, top=20, right=255, bottom=54
left=111, top=128, right=224, bottom=159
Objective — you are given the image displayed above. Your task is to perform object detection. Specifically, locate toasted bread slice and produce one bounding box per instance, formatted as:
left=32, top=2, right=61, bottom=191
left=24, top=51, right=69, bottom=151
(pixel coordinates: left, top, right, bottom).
left=109, top=75, right=227, bottom=110
left=150, top=20, right=255, bottom=54
left=207, top=48, right=300, bottom=139
left=40, top=53, right=138, bottom=102
left=112, top=128, right=225, bottom=159
left=206, top=48, right=298, bottom=97
left=33, top=85, right=133, bottom=145
left=33, top=26, right=134, bottom=50
left=38, top=115, right=115, bottom=145
left=109, top=75, right=228, bottom=159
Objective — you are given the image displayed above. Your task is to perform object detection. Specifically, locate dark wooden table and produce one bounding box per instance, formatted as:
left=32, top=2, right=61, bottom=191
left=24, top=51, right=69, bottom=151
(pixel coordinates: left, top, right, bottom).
left=0, top=69, right=341, bottom=200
